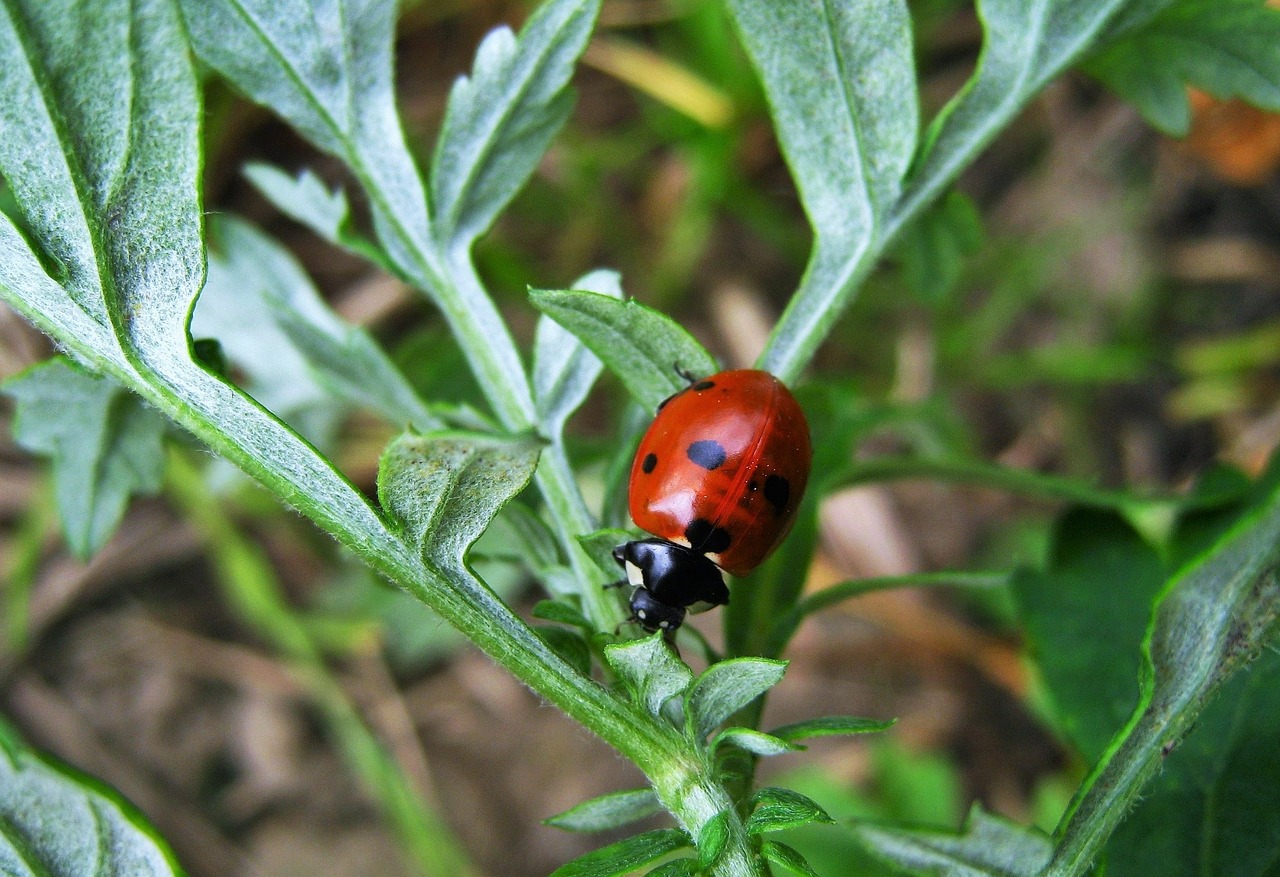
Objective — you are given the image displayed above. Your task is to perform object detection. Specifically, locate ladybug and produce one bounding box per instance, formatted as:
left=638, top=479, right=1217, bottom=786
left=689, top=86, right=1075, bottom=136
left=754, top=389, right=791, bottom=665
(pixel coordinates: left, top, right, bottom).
left=613, top=369, right=812, bottom=633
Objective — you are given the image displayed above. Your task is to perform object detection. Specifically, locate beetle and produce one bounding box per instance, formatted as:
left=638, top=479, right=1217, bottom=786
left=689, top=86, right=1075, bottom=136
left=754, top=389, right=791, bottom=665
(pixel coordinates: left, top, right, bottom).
left=613, top=368, right=812, bottom=633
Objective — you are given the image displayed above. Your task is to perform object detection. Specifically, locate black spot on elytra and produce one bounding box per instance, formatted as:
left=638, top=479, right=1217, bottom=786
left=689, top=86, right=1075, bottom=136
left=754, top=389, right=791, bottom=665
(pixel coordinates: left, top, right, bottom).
left=747, top=479, right=759, bottom=491
left=687, top=439, right=727, bottom=470
left=693, top=380, right=715, bottom=391
left=641, top=453, right=658, bottom=474
left=764, top=474, right=791, bottom=514
left=686, top=518, right=732, bottom=554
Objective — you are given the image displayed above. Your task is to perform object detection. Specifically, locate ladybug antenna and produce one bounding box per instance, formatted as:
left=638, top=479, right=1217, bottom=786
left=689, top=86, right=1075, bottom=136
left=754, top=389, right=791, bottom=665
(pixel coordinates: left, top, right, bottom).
left=673, top=362, right=699, bottom=385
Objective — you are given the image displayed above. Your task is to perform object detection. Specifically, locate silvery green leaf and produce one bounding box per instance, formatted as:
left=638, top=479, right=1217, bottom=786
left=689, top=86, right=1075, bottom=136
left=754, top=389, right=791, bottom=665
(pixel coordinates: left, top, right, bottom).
left=854, top=804, right=1051, bottom=877
left=710, top=728, right=800, bottom=759
left=604, top=633, right=694, bottom=719
left=544, top=788, right=662, bottom=833
left=685, top=658, right=787, bottom=740
left=534, top=269, right=623, bottom=435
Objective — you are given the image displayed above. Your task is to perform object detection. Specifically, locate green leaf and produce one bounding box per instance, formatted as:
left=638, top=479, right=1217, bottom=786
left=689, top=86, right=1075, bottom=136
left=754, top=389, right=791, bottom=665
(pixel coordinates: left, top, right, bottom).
left=4, top=359, right=166, bottom=560
left=697, top=810, right=731, bottom=870
left=430, top=0, right=601, bottom=246
left=0, top=720, right=183, bottom=876
left=768, top=716, right=897, bottom=743
left=1085, top=0, right=1280, bottom=136
left=645, top=859, right=699, bottom=877
left=528, top=288, right=719, bottom=412
left=544, top=788, right=662, bottom=833
left=177, top=0, right=433, bottom=261
left=725, top=0, right=917, bottom=382
left=242, top=163, right=391, bottom=269
left=549, top=829, right=691, bottom=877
left=747, top=787, right=833, bottom=836
left=893, top=190, right=983, bottom=305
left=199, top=215, right=440, bottom=433
left=685, top=657, right=787, bottom=740
left=534, top=269, right=622, bottom=436
left=853, top=804, right=1052, bottom=877
left=1011, top=510, right=1167, bottom=762
left=578, top=528, right=634, bottom=579
left=604, top=633, right=694, bottom=719
left=533, top=599, right=594, bottom=631
left=536, top=625, right=593, bottom=677
left=377, top=431, right=543, bottom=571
left=1103, top=649, right=1280, bottom=876
left=760, top=840, right=823, bottom=877
left=1045, top=480, right=1280, bottom=876
left=711, top=728, right=801, bottom=758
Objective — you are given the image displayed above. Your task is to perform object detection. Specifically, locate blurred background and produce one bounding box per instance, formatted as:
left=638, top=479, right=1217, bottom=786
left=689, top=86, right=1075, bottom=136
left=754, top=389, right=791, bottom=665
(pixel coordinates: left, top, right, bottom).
left=2, top=0, right=1280, bottom=874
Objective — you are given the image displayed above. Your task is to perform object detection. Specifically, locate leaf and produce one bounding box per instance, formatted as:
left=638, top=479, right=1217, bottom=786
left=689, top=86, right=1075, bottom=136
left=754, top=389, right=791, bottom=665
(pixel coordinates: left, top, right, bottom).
left=242, top=163, right=390, bottom=269
left=544, top=788, right=662, bottom=833
left=747, top=787, right=833, bottom=836
left=177, top=0, right=433, bottom=259
left=578, top=528, right=634, bottom=579
left=1045, top=479, right=1280, bottom=876
left=604, top=633, right=694, bottom=719
left=377, top=431, right=543, bottom=571
left=853, top=804, right=1052, bottom=877
left=725, top=0, right=917, bottom=381
left=761, top=840, right=824, bottom=877
left=685, top=657, right=787, bottom=740
left=1103, top=649, right=1280, bottom=876
left=1010, top=510, right=1167, bottom=762
left=768, top=716, right=897, bottom=743
left=528, top=288, right=719, bottom=412
left=549, top=829, right=690, bottom=877
left=536, top=626, right=593, bottom=677
left=893, top=190, right=983, bottom=305
left=0, top=720, right=182, bottom=876
left=430, top=0, right=601, bottom=246
left=197, top=215, right=440, bottom=433
left=1084, top=0, right=1280, bottom=136
left=533, top=599, right=594, bottom=631
left=533, top=269, right=622, bottom=435
left=3, top=359, right=166, bottom=559
left=696, top=810, right=731, bottom=870
left=645, top=859, right=698, bottom=877
left=711, top=728, right=801, bottom=758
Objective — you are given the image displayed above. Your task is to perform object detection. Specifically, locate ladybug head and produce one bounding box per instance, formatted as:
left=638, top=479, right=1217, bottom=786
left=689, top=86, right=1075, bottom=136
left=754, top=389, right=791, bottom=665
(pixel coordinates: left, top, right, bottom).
left=613, top=538, right=729, bottom=634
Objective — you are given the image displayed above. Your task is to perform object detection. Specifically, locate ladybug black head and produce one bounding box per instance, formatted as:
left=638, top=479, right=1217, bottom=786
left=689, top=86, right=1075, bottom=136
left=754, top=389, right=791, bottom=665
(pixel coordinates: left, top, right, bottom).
left=613, top=538, right=730, bottom=633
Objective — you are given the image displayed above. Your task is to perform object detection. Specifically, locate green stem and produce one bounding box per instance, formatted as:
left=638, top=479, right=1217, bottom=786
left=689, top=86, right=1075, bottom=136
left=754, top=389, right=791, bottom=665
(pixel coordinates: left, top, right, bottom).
left=165, top=449, right=480, bottom=877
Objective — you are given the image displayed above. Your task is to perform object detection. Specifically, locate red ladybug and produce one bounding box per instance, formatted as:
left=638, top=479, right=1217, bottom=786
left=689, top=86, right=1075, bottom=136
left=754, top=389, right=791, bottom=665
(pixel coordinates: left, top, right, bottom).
left=613, top=369, right=812, bottom=633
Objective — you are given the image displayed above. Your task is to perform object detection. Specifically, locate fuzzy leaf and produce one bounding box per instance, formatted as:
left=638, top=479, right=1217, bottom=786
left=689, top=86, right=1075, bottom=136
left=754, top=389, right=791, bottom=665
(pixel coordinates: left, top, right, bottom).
left=747, top=787, right=833, bottom=836
left=1085, top=0, right=1280, bottom=135
left=549, top=829, right=690, bottom=877
left=768, top=715, right=896, bottom=743
left=696, top=810, right=731, bottom=870
left=645, top=859, right=698, bottom=877
left=3, top=359, right=166, bottom=559
left=529, top=288, right=719, bottom=412
left=854, top=804, right=1052, bottom=877
left=544, top=788, right=662, bottom=833
left=761, top=841, right=823, bottom=877
left=534, top=269, right=622, bottom=435
left=604, top=633, right=694, bottom=719
left=430, top=0, right=601, bottom=245
left=377, top=431, right=543, bottom=571
left=711, top=728, right=801, bottom=758
left=685, top=658, right=787, bottom=740
left=0, top=720, right=181, bottom=876
left=578, top=528, right=634, bottom=579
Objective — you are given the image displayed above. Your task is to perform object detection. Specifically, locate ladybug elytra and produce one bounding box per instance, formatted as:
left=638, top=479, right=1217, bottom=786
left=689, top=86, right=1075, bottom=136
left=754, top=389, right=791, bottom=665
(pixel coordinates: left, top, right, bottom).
left=613, top=369, right=812, bottom=633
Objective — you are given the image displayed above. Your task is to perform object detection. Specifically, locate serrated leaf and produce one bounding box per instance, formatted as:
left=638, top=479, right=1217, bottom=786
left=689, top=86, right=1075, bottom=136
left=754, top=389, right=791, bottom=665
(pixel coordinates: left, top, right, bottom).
left=604, top=633, right=694, bottom=719
left=377, top=431, right=543, bottom=571
left=4, top=359, right=166, bottom=560
left=724, top=0, right=916, bottom=380
left=853, top=804, right=1052, bottom=877
left=1103, top=649, right=1280, bottom=876
left=685, top=657, right=787, bottom=740
left=196, top=215, right=439, bottom=434
left=1045, top=479, right=1280, bottom=875
left=711, top=728, right=801, bottom=758
left=529, top=289, right=719, bottom=411
left=544, top=788, right=662, bottom=833
left=1085, top=0, right=1280, bottom=136
left=242, top=163, right=390, bottom=269
left=761, top=840, right=823, bottom=877
left=0, top=720, right=182, bottom=876
left=768, top=716, right=896, bottom=743
left=534, top=269, right=622, bottom=435
left=747, top=787, right=833, bottom=836
left=431, top=0, right=601, bottom=245
left=549, top=828, right=690, bottom=877
left=1010, top=510, right=1167, bottom=763
left=696, top=810, right=731, bottom=870
left=178, top=0, right=433, bottom=260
